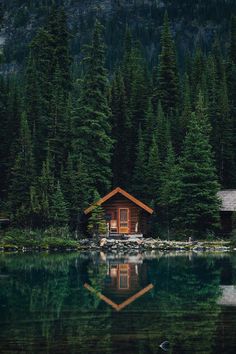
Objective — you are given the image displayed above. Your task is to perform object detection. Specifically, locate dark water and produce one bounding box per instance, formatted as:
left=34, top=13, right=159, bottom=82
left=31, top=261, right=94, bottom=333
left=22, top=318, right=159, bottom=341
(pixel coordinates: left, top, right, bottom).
left=0, top=252, right=236, bottom=354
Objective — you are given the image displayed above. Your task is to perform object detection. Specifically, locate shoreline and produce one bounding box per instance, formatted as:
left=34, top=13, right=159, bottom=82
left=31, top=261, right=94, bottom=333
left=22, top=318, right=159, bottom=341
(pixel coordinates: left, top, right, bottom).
left=0, top=238, right=233, bottom=253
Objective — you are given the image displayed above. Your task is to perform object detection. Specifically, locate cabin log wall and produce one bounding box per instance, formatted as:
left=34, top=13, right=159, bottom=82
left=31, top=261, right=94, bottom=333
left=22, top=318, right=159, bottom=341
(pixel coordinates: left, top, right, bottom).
left=102, top=194, right=149, bottom=234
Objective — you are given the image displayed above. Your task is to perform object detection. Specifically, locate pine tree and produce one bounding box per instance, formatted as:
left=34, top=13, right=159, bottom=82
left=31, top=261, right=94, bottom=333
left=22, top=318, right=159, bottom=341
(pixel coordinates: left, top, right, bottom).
left=215, top=71, right=235, bottom=187
left=191, top=48, right=206, bottom=106
left=87, top=191, right=107, bottom=238
left=132, top=126, right=147, bottom=200
left=36, top=152, right=54, bottom=227
left=8, top=112, right=35, bottom=225
left=158, top=12, right=179, bottom=117
left=62, top=153, right=93, bottom=228
left=230, top=15, right=236, bottom=65
left=228, top=16, right=236, bottom=187
left=143, top=98, right=156, bottom=149
left=50, top=181, right=69, bottom=227
left=74, top=21, right=113, bottom=195
left=29, top=6, right=72, bottom=166
left=159, top=142, right=182, bottom=238
left=176, top=110, right=220, bottom=237
left=46, top=5, right=72, bottom=92
left=156, top=101, right=171, bottom=162
left=179, top=73, right=192, bottom=142
left=25, top=51, right=42, bottom=166
left=146, top=135, right=160, bottom=205
left=111, top=69, right=131, bottom=187
left=48, top=64, right=68, bottom=176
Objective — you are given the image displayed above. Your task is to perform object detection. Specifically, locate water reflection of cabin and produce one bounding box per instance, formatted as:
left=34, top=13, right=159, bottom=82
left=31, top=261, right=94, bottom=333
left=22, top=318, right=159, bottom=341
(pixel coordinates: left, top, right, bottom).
left=104, top=263, right=147, bottom=299
left=84, top=187, right=153, bottom=237
left=84, top=261, right=153, bottom=311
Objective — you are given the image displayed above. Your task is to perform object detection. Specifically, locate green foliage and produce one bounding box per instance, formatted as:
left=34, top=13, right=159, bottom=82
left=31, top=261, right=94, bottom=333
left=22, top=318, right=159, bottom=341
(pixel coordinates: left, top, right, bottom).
left=131, top=126, right=147, bottom=201
left=87, top=192, right=107, bottom=238
left=0, top=227, right=78, bottom=248
left=8, top=112, right=35, bottom=226
left=111, top=69, right=131, bottom=187
left=50, top=181, right=69, bottom=227
left=174, top=98, right=220, bottom=236
left=74, top=21, right=113, bottom=195
left=158, top=12, right=179, bottom=117
left=1, top=8, right=236, bottom=238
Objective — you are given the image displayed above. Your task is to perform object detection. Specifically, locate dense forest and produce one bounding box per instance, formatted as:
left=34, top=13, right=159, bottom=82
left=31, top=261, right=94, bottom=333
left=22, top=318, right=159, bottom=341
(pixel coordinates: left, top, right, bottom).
left=0, top=2, right=236, bottom=238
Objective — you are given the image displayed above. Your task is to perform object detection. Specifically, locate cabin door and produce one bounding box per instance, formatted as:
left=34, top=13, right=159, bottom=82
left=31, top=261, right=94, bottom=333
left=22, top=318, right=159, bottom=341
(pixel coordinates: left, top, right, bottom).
left=119, top=208, right=129, bottom=234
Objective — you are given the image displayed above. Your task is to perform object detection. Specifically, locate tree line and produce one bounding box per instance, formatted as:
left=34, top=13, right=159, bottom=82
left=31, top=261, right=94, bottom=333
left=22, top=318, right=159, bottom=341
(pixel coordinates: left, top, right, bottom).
left=0, top=6, right=236, bottom=237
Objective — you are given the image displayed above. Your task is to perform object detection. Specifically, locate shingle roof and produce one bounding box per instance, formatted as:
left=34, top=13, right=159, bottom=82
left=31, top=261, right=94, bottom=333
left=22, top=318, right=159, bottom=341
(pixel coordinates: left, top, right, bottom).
left=217, top=190, right=236, bottom=211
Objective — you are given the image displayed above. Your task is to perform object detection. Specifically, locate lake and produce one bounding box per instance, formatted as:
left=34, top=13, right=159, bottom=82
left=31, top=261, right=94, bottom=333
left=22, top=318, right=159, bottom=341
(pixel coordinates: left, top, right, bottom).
left=0, top=251, right=236, bottom=354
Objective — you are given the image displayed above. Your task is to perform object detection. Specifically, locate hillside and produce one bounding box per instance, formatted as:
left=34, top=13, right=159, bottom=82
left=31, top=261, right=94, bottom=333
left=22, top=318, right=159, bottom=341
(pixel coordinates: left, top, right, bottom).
left=0, top=0, right=236, bottom=68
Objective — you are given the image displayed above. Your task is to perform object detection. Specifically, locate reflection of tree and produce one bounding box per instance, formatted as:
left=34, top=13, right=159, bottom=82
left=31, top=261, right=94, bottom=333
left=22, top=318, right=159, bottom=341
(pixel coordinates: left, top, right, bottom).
left=0, top=253, right=229, bottom=354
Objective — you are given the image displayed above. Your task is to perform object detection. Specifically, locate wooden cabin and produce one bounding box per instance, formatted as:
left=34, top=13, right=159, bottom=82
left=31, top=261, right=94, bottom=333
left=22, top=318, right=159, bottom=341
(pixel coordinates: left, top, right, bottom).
left=84, top=187, right=154, bottom=237
left=217, top=190, right=236, bottom=233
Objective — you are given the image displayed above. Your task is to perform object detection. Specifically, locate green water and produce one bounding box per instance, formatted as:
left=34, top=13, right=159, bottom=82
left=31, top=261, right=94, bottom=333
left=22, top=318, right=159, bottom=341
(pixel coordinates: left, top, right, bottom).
left=0, top=252, right=236, bottom=354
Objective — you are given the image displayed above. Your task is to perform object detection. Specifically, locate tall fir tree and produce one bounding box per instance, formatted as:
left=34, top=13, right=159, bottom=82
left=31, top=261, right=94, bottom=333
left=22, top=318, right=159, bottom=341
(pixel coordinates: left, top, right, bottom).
left=28, top=5, right=72, bottom=167
left=62, top=153, right=93, bottom=229
left=159, top=142, right=182, bottom=238
left=175, top=108, right=220, bottom=237
left=131, top=126, right=147, bottom=201
left=143, top=97, right=156, bottom=149
left=179, top=73, right=192, bottom=143
left=36, top=152, right=55, bottom=227
left=111, top=69, right=131, bottom=188
left=156, top=101, right=171, bottom=162
left=157, top=12, right=179, bottom=117
left=50, top=180, right=69, bottom=227
left=8, top=112, right=35, bottom=225
left=146, top=134, right=160, bottom=205
left=74, top=21, right=113, bottom=195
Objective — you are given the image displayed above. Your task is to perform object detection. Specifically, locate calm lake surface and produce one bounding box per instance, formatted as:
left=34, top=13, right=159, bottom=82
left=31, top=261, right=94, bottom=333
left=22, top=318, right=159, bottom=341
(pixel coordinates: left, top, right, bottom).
left=1, top=251, right=236, bottom=354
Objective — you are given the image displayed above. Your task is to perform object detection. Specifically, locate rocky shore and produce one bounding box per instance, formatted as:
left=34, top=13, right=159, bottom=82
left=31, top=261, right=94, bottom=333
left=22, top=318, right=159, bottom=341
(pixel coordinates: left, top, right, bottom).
left=0, top=237, right=233, bottom=252
left=79, top=237, right=232, bottom=253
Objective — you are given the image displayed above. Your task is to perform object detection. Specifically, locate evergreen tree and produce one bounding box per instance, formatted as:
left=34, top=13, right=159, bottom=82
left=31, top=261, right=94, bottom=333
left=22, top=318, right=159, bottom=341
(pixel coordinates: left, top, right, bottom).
left=156, top=101, right=171, bottom=162
left=230, top=15, right=236, bottom=65
left=179, top=73, right=192, bottom=142
left=62, top=153, right=93, bottom=229
left=50, top=181, right=69, bottom=227
left=87, top=191, right=107, bottom=238
left=158, top=12, right=179, bottom=117
left=25, top=51, right=42, bottom=165
left=176, top=110, right=220, bottom=236
left=74, top=21, right=113, bottom=195
left=132, top=126, right=147, bottom=201
left=191, top=48, right=206, bottom=106
left=111, top=69, right=131, bottom=187
left=8, top=112, right=35, bottom=225
left=143, top=98, right=156, bottom=149
left=36, top=152, right=54, bottom=227
left=159, top=143, right=182, bottom=238
left=29, top=6, right=72, bottom=166
left=146, top=135, right=160, bottom=204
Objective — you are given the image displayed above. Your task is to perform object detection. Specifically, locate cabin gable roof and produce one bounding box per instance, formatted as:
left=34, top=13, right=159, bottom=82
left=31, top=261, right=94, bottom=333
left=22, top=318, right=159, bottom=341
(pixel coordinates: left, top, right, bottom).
left=84, top=187, right=154, bottom=215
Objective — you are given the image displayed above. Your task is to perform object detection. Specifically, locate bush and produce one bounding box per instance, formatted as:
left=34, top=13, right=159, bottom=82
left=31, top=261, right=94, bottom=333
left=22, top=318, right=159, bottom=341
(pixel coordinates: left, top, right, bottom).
left=0, top=227, right=78, bottom=249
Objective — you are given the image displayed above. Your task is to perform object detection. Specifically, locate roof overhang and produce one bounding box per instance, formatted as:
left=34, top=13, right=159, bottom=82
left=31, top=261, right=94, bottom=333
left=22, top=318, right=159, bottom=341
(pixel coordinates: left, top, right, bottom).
left=84, top=187, right=154, bottom=215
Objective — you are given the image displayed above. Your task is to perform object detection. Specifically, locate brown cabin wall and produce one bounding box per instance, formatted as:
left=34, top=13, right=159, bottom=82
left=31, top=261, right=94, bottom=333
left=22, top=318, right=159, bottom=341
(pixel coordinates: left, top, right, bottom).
left=102, top=195, right=149, bottom=234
